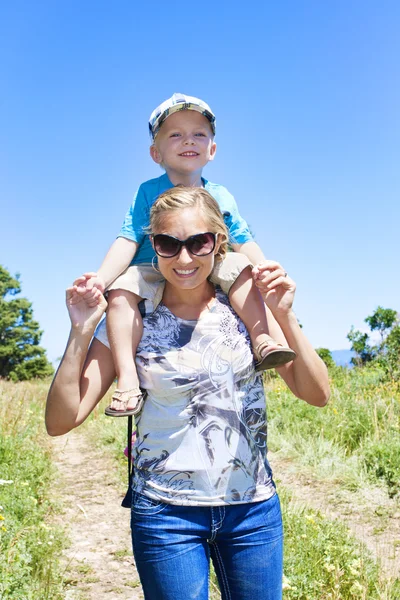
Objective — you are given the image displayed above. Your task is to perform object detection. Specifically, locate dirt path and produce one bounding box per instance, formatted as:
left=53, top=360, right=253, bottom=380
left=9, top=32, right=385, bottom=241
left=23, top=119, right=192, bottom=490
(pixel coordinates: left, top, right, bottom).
left=49, top=429, right=399, bottom=598
left=51, top=430, right=143, bottom=600
left=269, top=453, right=400, bottom=579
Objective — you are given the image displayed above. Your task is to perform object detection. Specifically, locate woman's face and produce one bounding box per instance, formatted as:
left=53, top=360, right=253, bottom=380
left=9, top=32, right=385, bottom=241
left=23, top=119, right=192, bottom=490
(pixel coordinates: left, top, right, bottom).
left=152, top=207, right=221, bottom=291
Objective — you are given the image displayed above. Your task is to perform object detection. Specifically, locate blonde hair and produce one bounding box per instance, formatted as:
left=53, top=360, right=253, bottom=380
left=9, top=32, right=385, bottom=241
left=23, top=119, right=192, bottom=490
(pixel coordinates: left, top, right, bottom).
left=150, top=186, right=228, bottom=260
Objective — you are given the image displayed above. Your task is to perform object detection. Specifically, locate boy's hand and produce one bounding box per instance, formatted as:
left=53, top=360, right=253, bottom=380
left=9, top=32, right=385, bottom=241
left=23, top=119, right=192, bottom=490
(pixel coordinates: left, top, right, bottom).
left=252, top=261, right=296, bottom=317
left=73, top=272, right=106, bottom=308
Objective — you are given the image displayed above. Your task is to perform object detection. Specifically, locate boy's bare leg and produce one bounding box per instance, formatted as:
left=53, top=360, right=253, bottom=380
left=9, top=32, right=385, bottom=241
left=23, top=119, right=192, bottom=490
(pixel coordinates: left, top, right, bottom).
left=228, top=267, right=296, bottom=369
left=106, top=289, right=143, bottom=411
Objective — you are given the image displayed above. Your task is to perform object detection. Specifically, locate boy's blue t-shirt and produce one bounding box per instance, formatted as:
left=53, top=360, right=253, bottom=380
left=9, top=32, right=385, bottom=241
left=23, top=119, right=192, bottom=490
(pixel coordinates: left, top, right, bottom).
left=119, top=173, right=253, bottom=265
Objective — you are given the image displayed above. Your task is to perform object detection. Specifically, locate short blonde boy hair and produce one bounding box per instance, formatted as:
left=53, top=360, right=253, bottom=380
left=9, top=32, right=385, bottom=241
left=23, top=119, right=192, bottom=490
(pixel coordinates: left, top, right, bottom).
left=150, top=187, right=228, bottom=260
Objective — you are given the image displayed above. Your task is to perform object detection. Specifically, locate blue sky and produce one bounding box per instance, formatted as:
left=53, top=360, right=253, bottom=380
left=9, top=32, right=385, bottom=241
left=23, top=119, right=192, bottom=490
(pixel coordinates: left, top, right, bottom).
left=2, top=1, right=399, bottom=363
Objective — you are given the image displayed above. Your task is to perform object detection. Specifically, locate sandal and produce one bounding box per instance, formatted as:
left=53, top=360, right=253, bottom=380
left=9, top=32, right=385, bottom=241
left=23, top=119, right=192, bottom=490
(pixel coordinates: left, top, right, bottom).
left=105, top=388, right=147, bottom=417
left=253, top=336, right=297, bottom=371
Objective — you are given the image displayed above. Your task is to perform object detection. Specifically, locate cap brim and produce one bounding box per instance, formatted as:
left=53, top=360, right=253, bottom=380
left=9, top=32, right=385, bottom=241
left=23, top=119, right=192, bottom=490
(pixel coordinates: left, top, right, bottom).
left=150, top=103, right=216, bottom=139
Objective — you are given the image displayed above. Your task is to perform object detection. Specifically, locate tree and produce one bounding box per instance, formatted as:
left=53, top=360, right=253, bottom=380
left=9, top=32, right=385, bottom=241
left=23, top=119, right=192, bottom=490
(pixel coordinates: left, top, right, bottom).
left=0, top=266, right=54, bottom=381
left=347, top=326, right=376, bottom=366
left=365, top=307, right=398, bottom=345
left=383, top=325, right=400, bottom=379
left=347, top=307, right=400, bottom=378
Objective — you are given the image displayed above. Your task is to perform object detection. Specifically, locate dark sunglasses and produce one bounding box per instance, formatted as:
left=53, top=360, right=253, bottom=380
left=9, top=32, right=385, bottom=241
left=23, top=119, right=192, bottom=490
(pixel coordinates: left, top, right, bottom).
left=152, top=232, right=216, bottom=258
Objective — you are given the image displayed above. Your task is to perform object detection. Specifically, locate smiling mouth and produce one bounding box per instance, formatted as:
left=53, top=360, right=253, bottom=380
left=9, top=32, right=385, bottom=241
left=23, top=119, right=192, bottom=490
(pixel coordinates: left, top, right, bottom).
left=174, top=268, right=197, bottom=276
left=179, top=152, right=199, bottom=157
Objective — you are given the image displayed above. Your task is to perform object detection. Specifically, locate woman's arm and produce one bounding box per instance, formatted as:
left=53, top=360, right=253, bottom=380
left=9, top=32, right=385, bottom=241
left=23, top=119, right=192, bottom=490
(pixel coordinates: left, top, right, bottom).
left=45, top=288, right=116, bottom=436
left=253, top=261, right=330, bottom=407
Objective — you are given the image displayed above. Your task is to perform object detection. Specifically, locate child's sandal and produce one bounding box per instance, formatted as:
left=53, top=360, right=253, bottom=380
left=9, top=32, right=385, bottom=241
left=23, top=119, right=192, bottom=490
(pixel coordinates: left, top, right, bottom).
left=105, top=388, right=147, bottom=417
left=253, top=337, right=297, bottom=371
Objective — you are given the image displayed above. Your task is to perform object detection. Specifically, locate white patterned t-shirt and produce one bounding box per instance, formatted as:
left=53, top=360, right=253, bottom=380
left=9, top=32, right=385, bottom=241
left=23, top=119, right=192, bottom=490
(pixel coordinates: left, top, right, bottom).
left=132, top=289, right=275, bottom=507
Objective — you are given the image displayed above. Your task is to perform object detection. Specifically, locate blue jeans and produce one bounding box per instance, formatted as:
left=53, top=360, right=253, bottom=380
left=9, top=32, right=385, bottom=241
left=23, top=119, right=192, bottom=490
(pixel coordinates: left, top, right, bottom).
left=131, top=491, right=283, bottom=600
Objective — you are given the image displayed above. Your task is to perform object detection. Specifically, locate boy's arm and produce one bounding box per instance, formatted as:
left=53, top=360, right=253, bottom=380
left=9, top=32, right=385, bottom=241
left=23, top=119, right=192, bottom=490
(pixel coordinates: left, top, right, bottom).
left=219, top=187, right=265, bottom=266
left=231, top=241, right=265, bottom=266
left=97, top=236, right=139, bottom=289
left=75, top=237, right=138, bottom=305
left=84, top=185, right=147, bottom=292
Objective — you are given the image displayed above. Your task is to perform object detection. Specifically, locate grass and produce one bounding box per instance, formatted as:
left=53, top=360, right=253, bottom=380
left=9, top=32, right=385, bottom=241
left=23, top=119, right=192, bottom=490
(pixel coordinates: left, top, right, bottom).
left=266, top=365, right=400, bottom=496
left=0, top=378, right=65, bottom=600
left=280, top=487, right=400, bottom=599
left=2, top=363, right=398, bottom=599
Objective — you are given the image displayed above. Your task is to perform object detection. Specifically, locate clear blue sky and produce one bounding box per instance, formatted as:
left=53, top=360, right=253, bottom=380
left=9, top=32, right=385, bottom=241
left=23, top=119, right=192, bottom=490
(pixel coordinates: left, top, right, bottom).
left=2, top=1, right=399, bottom=363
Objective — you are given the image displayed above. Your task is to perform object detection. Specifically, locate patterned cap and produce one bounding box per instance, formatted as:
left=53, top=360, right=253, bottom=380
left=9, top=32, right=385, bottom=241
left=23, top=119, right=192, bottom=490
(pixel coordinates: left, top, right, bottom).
left=149, top=93, right=216, bottom=140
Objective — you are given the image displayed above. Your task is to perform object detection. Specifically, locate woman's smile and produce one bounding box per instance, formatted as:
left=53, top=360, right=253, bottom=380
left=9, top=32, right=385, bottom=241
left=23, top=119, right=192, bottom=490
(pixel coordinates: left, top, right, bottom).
left=173, top=267, right=198, bottom=277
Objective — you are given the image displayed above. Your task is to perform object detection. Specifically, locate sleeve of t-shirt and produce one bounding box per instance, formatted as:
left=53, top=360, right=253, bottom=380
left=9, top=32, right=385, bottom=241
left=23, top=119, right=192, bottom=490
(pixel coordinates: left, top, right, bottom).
left=117, top=184, right=150, bottom=243
left=221, top=188, right=254, bottom=245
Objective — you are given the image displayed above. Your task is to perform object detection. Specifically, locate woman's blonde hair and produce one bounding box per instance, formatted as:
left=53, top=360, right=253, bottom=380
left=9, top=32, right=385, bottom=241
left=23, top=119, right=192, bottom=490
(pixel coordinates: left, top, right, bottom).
left=149, top=186, right=229, bottom=260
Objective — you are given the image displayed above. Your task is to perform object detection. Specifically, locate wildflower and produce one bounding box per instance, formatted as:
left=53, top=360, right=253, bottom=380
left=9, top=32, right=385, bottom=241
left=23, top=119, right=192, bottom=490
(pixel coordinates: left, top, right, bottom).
left=282, top=575, right=293, bottom=591
left=0, top=480, right=14, bottom=485
left=0, top=515, right=4, bottom=521
left=47, top=541, right=53, bottom=546
left=350, top=581, right=364, bottom=593
left=1, top=526, right=6, bottom=532
left=305, top=514, right=315, bottom=524
left=324, top=563, right=336, bottom=572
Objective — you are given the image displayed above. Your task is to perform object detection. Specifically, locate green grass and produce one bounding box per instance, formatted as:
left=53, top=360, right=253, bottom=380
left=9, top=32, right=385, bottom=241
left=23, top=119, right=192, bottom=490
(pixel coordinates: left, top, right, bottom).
left=0, top=379, right=65, bottom=600
left=266, top=365, right=400, bottom=495
left=281, top=487, right=400, bottom=599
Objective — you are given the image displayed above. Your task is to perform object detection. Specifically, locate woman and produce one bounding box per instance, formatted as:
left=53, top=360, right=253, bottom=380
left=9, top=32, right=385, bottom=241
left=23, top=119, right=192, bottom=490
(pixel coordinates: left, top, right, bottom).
left=46, top=187, right=329, bottom=600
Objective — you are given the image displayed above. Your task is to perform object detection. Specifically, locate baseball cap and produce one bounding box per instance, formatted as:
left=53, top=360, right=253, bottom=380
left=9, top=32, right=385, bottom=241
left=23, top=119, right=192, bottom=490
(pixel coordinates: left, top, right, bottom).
left=149, top=93, right=216, bottom=140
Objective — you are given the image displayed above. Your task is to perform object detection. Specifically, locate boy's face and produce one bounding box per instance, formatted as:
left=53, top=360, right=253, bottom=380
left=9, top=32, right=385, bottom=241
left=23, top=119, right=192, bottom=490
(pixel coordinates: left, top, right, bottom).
left=150, top=111, right=217, bottom=176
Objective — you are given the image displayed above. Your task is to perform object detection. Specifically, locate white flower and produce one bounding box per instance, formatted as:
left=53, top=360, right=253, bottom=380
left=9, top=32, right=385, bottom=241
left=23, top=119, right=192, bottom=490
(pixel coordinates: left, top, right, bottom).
left=0, top=480, right=14, bottom=485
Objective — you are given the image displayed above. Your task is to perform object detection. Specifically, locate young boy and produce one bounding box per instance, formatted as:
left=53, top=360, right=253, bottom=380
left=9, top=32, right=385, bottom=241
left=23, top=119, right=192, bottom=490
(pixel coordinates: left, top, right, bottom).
left=75, top=93, right=296, bottom=416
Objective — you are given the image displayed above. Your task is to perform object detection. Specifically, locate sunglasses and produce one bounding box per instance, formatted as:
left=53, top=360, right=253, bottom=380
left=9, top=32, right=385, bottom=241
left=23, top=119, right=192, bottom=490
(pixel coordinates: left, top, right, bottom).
left=152, top=232, right=216, bottom=258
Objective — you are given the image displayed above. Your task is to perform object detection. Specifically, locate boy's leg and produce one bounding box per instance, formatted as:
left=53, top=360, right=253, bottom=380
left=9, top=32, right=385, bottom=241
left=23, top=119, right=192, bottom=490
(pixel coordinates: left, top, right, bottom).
left=106, top=289, right=144, bottom=412
left=211, top=256, right=296, bottom=370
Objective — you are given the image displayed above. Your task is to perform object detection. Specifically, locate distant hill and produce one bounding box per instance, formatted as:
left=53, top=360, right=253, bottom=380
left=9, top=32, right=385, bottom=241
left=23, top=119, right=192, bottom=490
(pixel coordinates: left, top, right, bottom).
left=331, top=349, right=355, bottom=367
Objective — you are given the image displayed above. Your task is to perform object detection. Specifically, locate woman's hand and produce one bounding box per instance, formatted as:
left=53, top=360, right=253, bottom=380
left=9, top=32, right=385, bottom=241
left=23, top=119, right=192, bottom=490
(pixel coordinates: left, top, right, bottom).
left=252, top=260, right=296, bottom=317
left=66, top=285, right=107, bottom=334
left=73, top=272, right=106, bottom=307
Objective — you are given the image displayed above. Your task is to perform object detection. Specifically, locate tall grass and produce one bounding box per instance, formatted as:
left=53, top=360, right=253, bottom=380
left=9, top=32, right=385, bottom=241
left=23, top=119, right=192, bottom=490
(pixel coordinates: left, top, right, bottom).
left=266, top=365, right=400, bottom=496
left=0, top=379, right=65, bottom=600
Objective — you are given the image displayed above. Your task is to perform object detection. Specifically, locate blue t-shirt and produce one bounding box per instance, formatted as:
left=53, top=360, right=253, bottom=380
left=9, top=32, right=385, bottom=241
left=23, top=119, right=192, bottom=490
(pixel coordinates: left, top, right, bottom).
left=118, top=173, right=253, bottom=265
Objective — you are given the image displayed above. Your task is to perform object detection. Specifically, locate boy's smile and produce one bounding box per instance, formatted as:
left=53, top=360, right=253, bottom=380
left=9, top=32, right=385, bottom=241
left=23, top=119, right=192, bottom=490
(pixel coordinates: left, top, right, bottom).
left=150, top=111, right=217, bottom=185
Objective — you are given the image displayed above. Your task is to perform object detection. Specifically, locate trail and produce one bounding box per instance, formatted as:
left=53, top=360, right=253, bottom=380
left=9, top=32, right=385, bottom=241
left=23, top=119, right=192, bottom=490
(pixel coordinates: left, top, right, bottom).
left=269, top=453, right=400, bottom=579
left=51, top=429, right=143, bottom=600
left=49, top=429, right=399, bottom=599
